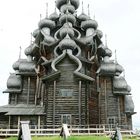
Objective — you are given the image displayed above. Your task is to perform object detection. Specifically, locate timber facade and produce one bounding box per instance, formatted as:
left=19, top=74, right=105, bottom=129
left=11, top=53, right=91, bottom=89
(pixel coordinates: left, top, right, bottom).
left=0, top=0, right=135, bottom=129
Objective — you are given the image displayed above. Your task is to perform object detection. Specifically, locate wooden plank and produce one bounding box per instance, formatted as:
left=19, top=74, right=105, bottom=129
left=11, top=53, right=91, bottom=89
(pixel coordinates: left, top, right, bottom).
left=79, top=81, right=81, bottom=125
left=53, top=81, right=56, bottom=126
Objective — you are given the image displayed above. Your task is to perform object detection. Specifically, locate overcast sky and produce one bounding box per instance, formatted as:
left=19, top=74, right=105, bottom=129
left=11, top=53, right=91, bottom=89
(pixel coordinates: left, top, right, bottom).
left=0, top=0, right=140, bottom=129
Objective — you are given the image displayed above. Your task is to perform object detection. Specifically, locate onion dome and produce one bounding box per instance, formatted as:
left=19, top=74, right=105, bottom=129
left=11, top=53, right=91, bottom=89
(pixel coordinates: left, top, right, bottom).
left=99, top=61, right=116, bottom=75
left=104, top=47, right=112, bottom=57
left=60, top=4, right=75, bottom=14
left=99, top=43, right=112, bottom=58
left=96, top=29, right=103, bottom=38
left=59, top=12, right=76, bottom=25
left=113, top=76, right=131, bottom=95
left=115, top=63, right=124, bottom=76
left=79, top=35, right=93, bottom=45
left=59, top=23, right=74, bottom=38
left=24, top=44, right=33, bottom=56
left=56, top=0, right=79, bottom=10
left=70, top=0, right=79, bottom=9
left=81, top=19, right=98, bottom=30
left=56, top=0, right=67, bottom=9
left=33, top=29, right=40, bottom=38
left=59, top=34, right=77, bottom=50
left=78, top=13, right=90, bottom=22
left=97, top=57, right=124, bottom=76
left=12, top=60, right=20, bottom=71
left=125, top=95, right=135, bottom=114
left=19, top=60, right=35, bottom=73
left=7, top=73, right=21, bottom=89
left=44, top=35, right=56, bottom=44
left=49, top=11, right=59, bottom=21
left=127, top=85, right=131, bottom=92
left=38, top=18, right=55, bottom=29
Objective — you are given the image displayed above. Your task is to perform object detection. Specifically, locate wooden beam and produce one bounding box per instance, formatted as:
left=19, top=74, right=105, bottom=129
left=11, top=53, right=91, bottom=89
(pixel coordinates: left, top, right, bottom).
left=8, top=115, right=11, bottom=129
left=41, top=83, right=45, bottom=106
left=118, top=97, right=121, bottom=124
left=79, top=81, right=82, bottom=125
left=15, top=94, right=18, bottom=105
left=85, top=81, right=89, bottom=124
left=18, top=116, right=20, bottom=130
left=53, top=81, right=56, bottom=127
left=27, top=77, right=31, bottom=105
left=38, top=115, right=41, bottom=129
left=97, top=76, right=101, bottom=124
left=35, top=65, right=40, bottom=105
left=104, top=79, right=107, bottom=123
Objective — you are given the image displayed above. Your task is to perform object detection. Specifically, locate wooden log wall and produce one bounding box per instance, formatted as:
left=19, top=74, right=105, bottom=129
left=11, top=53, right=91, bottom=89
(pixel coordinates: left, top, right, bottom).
left=88, top=63, right=99, bottom=124
left=0, top=113, right=9, bottom=128
left=16, top=76, right=36, bottom=105
left=17, top=76, right=28, bottom=104
left=10, top=116, right=18, bottom=128
left=45, top=57, right=88, bottom=125
left=29, top=77, right=36, bottom=105
left=9, top=94, right=16, bottom=104
left=99, top=76, right=120, bottom=124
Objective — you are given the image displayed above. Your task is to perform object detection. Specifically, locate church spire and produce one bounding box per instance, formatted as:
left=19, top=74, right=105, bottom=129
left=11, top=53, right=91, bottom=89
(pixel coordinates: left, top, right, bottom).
left=19, top=46, right=22, bottom=59
left=40, top=14, right=42, bottom=21
left=55, top=1, right=57, bottom=12
left=93, top=15, right=95, bottom=20
left=82, top=1, right=84, bottom=13
left=30, top=32, right=33, bottom=44
left=88, top=4, right=90, bottom=17
left=46, top=2, right=48, bottom=18
left=105, top=34, right=108, bottom=47
left=115, top=49, right=117, bottom=63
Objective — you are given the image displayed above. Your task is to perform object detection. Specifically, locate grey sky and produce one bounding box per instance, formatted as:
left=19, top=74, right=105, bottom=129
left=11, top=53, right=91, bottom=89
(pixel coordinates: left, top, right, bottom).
left=0, top=0, right=140, bottom=128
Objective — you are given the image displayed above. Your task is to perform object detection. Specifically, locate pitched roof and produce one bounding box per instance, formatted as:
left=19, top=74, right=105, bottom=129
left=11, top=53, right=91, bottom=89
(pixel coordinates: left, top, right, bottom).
left=0, top=104, right=45, bottom=115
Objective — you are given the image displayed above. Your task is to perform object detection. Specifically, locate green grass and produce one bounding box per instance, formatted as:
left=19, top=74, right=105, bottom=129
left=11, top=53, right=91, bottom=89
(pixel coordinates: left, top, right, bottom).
left=6, top=136, right=109, bottom=140
left=6, top=135, right=138, bottom=140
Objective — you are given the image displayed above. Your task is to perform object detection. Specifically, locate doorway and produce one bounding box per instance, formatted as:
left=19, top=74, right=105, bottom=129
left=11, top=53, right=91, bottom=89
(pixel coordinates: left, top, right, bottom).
left=61, top=114, right=71, bottom=125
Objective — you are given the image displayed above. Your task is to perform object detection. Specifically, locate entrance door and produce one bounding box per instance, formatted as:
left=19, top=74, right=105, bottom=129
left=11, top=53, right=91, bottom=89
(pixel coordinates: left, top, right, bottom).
left=61, top=114, right=71, bottom=125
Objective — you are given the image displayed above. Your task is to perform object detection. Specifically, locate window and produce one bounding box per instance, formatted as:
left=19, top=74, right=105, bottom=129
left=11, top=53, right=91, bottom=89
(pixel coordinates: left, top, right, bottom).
left=59, top=89, right=73, bottom=97
left=108, top=117, right=116, bottom=124
left=61, top=114, right=71, bottom=124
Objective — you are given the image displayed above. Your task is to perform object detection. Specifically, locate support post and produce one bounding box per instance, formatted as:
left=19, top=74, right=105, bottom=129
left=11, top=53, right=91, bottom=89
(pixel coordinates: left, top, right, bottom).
left=38, top=115, right=41, bottom=129
left=104, top=79, right=107, bottom=123
left=41, top=83, right=45, bottom=106
left=35, top=77, right=39, bottom=105
left=35, top=65, right=40, bottom=105
left=18, top=116, right=21, bottom=130
left=79, top=81, right=82, bottom=125
left=53, top=81, right=56, bottom=127
left=8, top=115, right=11, bottom=129
left=118, top=97, right=121, bottom=124
left=97, top=76, right=101, bottom=124
left=15, top=94, right=18, bottom=104
left=27, top=77, right=31, bottom=105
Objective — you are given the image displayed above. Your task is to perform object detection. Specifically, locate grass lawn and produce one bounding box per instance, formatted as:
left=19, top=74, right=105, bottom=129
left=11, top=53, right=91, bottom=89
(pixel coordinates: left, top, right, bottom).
left=5, top=135, right=138, bottom=140
left=6, top=136, right=109, bottom=140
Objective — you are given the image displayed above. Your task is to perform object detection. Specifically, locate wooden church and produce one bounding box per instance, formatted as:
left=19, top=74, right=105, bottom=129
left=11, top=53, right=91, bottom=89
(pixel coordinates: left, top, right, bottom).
left=0, top=0, right=135, bottom=129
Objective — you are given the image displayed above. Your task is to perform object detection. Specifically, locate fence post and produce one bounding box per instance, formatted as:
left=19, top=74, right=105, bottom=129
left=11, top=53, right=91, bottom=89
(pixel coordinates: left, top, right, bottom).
left=103, top=125, right=105, bottom=134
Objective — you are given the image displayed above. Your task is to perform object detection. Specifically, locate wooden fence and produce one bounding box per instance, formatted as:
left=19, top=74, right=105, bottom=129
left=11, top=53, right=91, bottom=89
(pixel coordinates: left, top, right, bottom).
left=0, top=124, right=133, bottom=137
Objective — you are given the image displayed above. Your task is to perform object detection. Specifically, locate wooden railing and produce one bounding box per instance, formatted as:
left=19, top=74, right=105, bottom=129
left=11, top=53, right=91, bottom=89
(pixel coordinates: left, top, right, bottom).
left=0, top=124, right=133, bottom=137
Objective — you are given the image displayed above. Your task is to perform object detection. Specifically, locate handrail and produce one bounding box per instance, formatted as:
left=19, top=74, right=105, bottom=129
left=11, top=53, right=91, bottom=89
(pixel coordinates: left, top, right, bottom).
left=0, top=125, right=133, bottom=137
